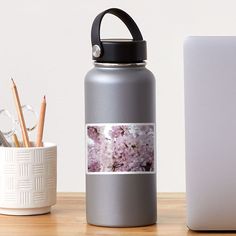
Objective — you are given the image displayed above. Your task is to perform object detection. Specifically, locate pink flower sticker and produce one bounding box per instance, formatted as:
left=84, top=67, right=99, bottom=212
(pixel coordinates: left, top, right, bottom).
left=87, top=124, right=155, bottom=173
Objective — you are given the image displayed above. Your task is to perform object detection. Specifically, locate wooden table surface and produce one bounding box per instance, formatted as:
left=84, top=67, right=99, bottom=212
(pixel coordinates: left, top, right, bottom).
left=0, top=193, right=232, bottom=236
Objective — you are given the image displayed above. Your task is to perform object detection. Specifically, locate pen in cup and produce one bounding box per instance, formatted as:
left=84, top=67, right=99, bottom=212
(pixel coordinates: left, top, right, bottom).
left=12, top=133, right=20, bottom=147
left=36, top=96, right=46, bottom=147
left=11, top=79, right=31, bottom=147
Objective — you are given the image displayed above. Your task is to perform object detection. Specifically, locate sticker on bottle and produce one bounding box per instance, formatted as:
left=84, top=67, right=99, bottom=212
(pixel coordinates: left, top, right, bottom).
left=86, top=123, right=156, bottom=174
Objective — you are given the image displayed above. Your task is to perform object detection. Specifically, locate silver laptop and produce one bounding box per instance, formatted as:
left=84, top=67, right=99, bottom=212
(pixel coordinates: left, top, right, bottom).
left=184, top=36, right=236, bottom=230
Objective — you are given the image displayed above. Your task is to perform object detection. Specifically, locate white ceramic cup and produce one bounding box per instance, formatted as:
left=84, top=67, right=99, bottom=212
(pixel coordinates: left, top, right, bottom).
left=0, top=143, right=57, bottom=215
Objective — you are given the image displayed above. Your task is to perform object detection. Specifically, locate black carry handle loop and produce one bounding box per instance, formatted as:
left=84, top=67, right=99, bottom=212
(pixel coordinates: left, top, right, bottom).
left=91, top=8, right=143, bottom=58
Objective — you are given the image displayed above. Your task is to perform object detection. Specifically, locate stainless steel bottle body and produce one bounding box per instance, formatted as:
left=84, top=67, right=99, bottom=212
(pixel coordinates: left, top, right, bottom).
left=85, top=63, right=157, bottom=227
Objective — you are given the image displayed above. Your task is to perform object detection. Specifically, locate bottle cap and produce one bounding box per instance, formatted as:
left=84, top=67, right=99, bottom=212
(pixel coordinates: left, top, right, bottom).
left=91, top=8, right=147, bottom=63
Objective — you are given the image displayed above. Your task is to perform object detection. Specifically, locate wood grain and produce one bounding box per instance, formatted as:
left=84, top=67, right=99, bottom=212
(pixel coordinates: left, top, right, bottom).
left=0, top=193, right=228, bottom=236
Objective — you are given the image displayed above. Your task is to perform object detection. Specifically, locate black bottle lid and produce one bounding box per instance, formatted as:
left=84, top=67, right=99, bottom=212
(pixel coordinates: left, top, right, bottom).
left=91, top=8, right=147, bottom=63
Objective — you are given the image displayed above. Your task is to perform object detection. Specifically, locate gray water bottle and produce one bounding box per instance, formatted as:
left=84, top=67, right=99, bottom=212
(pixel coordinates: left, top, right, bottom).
left=85, top=8, right=157, bottom=227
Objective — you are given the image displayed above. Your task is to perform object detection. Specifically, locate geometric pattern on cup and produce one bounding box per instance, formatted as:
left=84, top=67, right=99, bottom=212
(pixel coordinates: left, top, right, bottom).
left=0, top=144, right=57, bottom=209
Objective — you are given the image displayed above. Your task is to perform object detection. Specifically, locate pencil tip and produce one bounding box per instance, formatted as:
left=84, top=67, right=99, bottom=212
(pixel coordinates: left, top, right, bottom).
left=43, top=95, right=46, bottom=101
left=11, top=78, right=15, bottom=85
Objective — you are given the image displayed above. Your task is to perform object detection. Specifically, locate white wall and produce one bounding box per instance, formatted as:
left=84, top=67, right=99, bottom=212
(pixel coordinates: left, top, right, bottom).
left=0, top=0, right=235, bottom=192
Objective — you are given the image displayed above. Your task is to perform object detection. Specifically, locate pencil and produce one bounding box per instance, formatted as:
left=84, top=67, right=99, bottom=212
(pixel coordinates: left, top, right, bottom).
left=11, top=79, right=31, bottom=147
left=36, top=95, right=46, bottom=147
left=12, top=133, right=20, bottom=147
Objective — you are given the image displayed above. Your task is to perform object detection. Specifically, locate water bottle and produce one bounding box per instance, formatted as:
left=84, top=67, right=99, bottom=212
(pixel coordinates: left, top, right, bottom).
left=85, top=8, right=157, bottom=227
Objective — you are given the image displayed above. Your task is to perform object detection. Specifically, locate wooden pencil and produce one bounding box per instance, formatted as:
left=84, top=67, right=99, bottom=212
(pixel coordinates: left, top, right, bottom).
left=11, top=79, right=31, bottom=147
left=12, top=133, right=20, bottom=147
left=36, top=95, right=46, bottom=147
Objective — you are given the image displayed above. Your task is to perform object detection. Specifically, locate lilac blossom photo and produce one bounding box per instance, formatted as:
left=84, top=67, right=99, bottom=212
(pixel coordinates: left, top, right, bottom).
left=87, top=124, right=155, bottom=172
